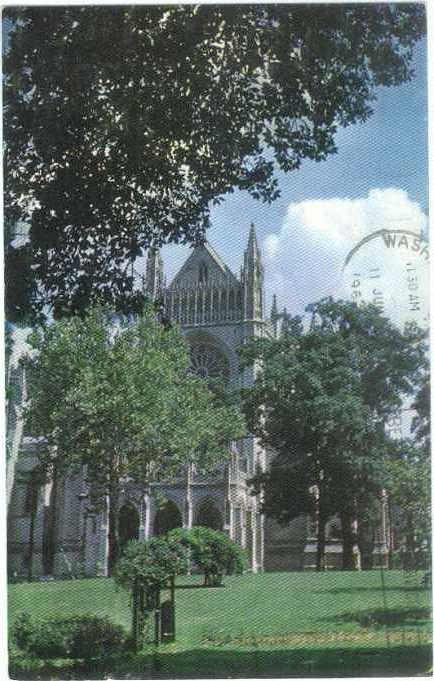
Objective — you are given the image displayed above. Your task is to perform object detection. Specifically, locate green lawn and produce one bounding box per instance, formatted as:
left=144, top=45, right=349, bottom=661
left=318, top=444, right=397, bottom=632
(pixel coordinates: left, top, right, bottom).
left=8, top=570, right=432, bottom=679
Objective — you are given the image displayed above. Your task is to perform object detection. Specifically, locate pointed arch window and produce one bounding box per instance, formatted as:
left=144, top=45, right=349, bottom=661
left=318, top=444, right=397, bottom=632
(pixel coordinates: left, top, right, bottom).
left=220, top=290, right=227, bottom=320
left=236, top=290, right=243, bottom=319
left=229, top=289, right=235, bottom=320
left=199, top=263, right=208, bottom=284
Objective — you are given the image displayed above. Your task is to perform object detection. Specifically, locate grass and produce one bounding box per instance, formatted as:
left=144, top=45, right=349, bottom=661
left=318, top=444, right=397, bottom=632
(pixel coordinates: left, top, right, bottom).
left=8, top=570, right=432, bottom=678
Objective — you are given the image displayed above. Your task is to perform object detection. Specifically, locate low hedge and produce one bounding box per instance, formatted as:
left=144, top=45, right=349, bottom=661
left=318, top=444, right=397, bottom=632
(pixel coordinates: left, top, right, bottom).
left=12, top=612, right=126, bottom=660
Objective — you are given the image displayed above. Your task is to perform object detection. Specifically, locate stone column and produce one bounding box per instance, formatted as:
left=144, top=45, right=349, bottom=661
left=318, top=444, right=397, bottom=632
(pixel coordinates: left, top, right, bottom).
left=201, top=285, right=205, bottom=321
left=184, top=465, right=193, bottom=529
left=96, top=495, right=109, bottom=577
left=28, top=479, right=46, bottom=579
left=258, top=511, right=265, bottom=572
left=251, top=511, right=258, bottom=573
left=139, top=495, right=147, bottom=541
left=241, top=507, right=247, bottom=549
left=210, top=286, right=214, bottom=323
left=170, top=291, right=175, bottom=319
left=144, top=491, right=151, bottom=539
left=194, top=286, right=198, bottom=326
left=226, top=282, right=230, bottom=318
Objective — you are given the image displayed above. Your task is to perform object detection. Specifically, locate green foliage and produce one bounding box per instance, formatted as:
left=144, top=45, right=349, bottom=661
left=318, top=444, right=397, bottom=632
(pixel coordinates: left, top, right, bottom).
left=114, top=537, right=188, bottom=592
left=169, top=526, right=247, bottom=586
left=25, top=303, right=245, bottom=497
left=411, top=373, right=430, bottom=448
left=241, top=298, right=427, bottom=568
left=386, top=439, right=431, bottom=562
left=3, top=6, right=425, bottom=316
left=12, top=612, right=126, bottom=660
left=25, top=303, right=245, bottom=569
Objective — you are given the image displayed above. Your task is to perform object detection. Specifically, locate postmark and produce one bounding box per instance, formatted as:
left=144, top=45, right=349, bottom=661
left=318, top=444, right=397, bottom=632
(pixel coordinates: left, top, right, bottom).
left=339, top=227, right=429, bottom=439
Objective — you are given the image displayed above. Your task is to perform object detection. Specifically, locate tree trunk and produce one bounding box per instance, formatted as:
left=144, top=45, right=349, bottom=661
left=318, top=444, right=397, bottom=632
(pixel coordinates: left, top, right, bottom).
left=404, top=516, right=416, bottom=570
left=316, top=498, right=326, bottom=572
left=27, top=501, right=36, bottom=583
left=42, top=465, right=58, bottom=575
left=357, top=517, right=375, bottom=571
left=27, top=479, right=39, bottom=582
left=340, top=510, right=357, bottom=570
left=108, top=479, right=120, bottom=576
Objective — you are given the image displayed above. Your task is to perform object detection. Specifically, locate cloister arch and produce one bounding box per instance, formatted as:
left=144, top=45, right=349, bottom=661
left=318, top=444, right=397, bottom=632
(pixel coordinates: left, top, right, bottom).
left=153, top=500, right=182, bottom=536
left=194, top=497, right=224, bottom=531
left=118, top=503, right=140, bottom=552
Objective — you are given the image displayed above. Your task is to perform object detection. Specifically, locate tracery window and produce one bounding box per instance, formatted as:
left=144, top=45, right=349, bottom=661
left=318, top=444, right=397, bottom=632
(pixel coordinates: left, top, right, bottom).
left=199, top=263, right=208, bottom=284
left=190, top=343, right=230, bottom=382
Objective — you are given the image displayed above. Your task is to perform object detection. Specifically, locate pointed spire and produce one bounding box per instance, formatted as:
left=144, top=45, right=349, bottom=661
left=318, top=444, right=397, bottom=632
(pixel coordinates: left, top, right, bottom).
left=247, top=222, right=260, bottom=258
left=145, top=247, right=164, bottom=301
left=243, top=222, right=264, bottom=321
left=281, top=306, right=289, bottom=337
left=271, top=294, right=278, bottom=337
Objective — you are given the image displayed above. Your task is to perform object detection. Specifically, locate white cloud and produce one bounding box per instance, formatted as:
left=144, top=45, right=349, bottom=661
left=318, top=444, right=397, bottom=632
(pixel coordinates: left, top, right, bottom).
left=263, top=188, right=429, bottom=329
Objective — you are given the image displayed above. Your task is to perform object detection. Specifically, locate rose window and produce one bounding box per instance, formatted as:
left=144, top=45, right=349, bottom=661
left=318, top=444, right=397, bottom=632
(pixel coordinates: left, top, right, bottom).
left=190, top=344, right=230, bottom=381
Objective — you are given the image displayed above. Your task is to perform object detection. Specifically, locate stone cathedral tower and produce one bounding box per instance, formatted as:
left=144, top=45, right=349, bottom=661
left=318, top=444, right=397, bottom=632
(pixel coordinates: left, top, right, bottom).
left=139, top=224, right=269, bottom=573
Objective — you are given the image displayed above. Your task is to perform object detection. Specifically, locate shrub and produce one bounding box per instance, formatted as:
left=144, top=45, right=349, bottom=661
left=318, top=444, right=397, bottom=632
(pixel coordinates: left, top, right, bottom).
left=114, top=537, right=188, bottom=650
left=169, top=526, right=247, bottom=586
left=114, top=537, right=188, bottom=592
left=12, top=612, right=34, bottom=652
left=68, top=615, right=126, bottom=659
left=12, top=613, right=126, bottom=660
left=12, top=612, right=69, bottom=658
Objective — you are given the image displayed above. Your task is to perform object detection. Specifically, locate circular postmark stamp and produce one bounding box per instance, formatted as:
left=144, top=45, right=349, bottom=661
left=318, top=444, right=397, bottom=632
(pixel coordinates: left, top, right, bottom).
left=339, top=228, right=429, bottom=331
left=338, top=228, right=429, bottom=439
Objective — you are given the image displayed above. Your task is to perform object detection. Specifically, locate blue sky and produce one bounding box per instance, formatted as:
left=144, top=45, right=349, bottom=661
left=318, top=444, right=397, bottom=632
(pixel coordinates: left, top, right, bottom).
left=159, top=38, right=428, bottom=319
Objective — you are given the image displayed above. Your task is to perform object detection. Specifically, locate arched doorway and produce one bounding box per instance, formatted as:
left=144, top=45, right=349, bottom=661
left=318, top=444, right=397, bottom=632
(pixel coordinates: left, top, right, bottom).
left=195, top=497, right=223, bottom=531
left=118, top=504, right=140, bottom=553
left=153, top=500, right=182, bottom=536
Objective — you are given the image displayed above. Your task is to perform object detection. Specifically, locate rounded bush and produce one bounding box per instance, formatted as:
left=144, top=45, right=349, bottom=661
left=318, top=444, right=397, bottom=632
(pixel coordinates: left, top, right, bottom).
left=12, top=612, right=126, bottom=660
left=114, top=537, right=188, bottom=592
left=169, top=526, right=247, bottom=586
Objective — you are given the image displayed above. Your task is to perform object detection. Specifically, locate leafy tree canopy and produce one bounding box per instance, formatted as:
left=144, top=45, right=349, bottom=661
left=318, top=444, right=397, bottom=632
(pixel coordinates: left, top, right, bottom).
left=385, top=439, right=430, bottom=563
left=115, top=537, right=188, bottom=592
left=241, top=298, right=427, bottom=568
left=169, top=526, right=247, bottom=586
left=411, top=372, right=430, bottom=448
left=25, top=304, right=245, bottom=569
left=4, top=4, right=425, bottom=318
left=26, top=304, right=245, bottom=489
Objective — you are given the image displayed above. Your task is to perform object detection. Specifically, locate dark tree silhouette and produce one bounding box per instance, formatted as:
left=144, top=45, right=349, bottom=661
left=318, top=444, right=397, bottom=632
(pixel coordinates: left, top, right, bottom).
left=4, top=5, right=425, bottom=317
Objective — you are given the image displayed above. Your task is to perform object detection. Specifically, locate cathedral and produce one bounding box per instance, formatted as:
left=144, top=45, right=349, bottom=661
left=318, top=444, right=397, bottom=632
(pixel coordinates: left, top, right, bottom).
left=7, top=224, right=390, bottom=579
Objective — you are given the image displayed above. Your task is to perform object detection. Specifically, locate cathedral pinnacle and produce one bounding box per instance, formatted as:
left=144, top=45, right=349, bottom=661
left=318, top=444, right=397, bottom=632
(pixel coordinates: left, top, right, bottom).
left=242, top=222, right=264, bottom=321
left=145, top=247, right=164, bottom=301
left=247, top=222, right=259, bottom=257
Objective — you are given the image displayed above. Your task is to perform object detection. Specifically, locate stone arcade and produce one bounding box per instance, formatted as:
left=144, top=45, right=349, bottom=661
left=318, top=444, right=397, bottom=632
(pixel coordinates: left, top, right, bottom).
left=7, top=225, right=390, bottom=578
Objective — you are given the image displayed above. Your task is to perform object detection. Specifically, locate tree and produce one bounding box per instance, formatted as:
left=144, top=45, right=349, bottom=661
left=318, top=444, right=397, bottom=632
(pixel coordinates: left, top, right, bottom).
left=4, top=5, right=425, bottom=318
left=411, top=372, right=430, bottom=449
left=115, top=537, right=188, bottom=649
left=25, top=304, right=245, bottom=572
left=241, top=298, right=426, bottom=570
left=386, top=367, right=431, bottom=569
left=169, top=527, right=247, bottom=586
left=386, top=440, right=430, bottom=569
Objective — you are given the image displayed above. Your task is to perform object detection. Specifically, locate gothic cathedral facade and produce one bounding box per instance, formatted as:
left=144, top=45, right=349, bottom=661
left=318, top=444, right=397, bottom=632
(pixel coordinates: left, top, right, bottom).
left=8, top=225, right=283, bottom=578
left=7, top=224, right=390, bottom=579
